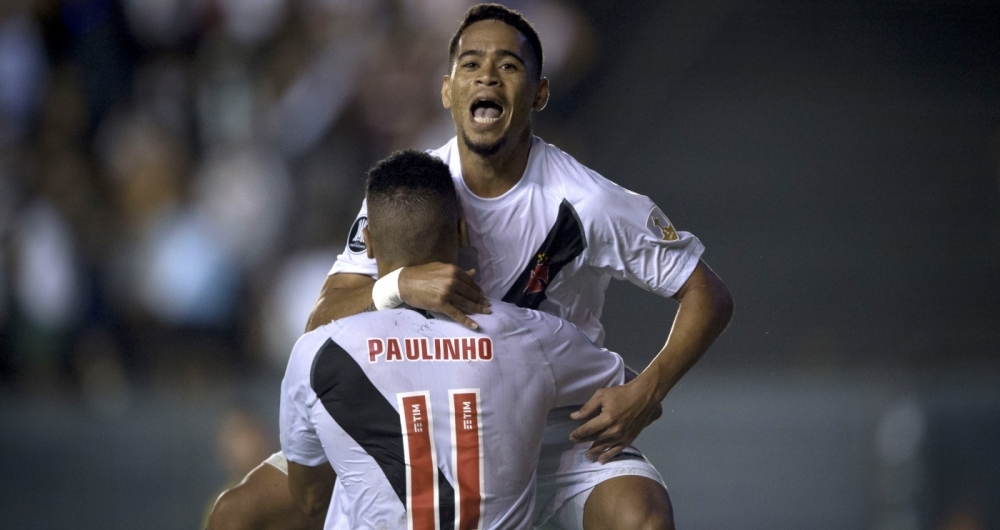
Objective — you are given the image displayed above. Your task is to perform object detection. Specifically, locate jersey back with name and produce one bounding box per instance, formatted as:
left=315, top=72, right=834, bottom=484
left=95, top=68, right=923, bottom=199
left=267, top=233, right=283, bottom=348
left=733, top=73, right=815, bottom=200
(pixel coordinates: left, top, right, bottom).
left=280, top=301, right=623, bottom=530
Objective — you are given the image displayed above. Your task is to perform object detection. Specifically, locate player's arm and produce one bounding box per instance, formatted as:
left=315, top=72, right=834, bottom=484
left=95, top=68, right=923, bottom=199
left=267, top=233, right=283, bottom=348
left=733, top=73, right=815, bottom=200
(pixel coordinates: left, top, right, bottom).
left=279, top=334, right=340, bottom=518
left=305, top=265, right=491, bottom=332
left=622, top=365, right=663, bottom=423
left=308, top=202, right=491, bottom=331
left=570, top=260, right=733, bottom=461
left=305, top=273, right=377, bottom=331
left=286, top=460, right=336, bottom=517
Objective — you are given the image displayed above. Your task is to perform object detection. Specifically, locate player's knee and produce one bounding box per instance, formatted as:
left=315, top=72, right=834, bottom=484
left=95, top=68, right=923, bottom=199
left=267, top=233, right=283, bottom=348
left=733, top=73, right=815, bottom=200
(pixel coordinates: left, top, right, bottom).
left=617, top=486, right=674, bottom=530
left=585, top=476, right=675, bottom=530
left=616, top=507, right=675, bottom=530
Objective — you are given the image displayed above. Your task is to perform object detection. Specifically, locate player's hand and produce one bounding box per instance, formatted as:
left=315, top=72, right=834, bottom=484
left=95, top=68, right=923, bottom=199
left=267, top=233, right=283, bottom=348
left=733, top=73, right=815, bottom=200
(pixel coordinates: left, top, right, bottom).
left=398, top=263, right=490, bottom=330
left=568, top=379, right=663, bottom=463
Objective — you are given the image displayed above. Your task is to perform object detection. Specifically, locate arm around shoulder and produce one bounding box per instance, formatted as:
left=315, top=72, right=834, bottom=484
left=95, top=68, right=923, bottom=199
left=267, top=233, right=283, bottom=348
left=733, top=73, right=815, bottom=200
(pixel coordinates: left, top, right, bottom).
left=306, top=265, right=492, bottom=332
left=305, top=273, right=377, bottom=332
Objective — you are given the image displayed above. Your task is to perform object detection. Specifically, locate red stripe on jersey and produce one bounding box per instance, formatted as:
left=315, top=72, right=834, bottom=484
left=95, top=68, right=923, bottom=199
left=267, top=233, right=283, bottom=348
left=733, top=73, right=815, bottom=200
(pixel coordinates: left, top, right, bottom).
left=450, top=390, right=483, bottom=530
left=399, top=393, right=438, bottom=530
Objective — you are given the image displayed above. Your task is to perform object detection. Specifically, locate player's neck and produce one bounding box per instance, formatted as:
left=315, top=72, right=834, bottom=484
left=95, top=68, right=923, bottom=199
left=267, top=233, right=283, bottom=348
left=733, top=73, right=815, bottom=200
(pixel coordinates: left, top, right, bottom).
left=458, top=129, right=533, bottom=199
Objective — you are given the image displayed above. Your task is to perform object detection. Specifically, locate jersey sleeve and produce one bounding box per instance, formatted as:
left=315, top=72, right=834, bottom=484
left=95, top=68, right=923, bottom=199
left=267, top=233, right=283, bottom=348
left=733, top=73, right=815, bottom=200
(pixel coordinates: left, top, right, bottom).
left=524, top=309, right=625, bottom=408
left=328, top=199, right=379, bottom=278
left=280, top=333, right=330, bottom=467
left=585, top=189, right=704, bottom=298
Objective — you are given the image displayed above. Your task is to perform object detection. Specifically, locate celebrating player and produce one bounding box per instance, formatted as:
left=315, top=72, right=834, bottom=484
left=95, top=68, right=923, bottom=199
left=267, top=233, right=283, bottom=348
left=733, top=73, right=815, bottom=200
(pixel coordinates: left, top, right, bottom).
left=280, top=150, right=626, bottom=530
left=209, top=3, right=733, bottom=530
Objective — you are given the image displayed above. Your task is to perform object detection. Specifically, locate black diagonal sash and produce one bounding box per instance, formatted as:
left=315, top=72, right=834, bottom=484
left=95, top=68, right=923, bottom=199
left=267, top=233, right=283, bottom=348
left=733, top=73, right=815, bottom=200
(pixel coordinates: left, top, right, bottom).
left=501, top=199, right=587, bottom=309
left=310, top=338, right=455, bottom=529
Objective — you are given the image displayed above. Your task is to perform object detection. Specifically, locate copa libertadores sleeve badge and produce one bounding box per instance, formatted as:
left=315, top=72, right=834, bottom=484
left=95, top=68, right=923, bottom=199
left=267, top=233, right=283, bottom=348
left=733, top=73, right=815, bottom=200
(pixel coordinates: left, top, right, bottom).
left=347, top=216, right=368, bottom=253
left=646, top=207, right=679, bottom=241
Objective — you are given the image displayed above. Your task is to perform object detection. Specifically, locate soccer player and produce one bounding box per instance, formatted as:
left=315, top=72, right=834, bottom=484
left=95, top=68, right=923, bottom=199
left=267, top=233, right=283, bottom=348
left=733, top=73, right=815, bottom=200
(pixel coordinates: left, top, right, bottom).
left=209, top=4, right=733, bottom=530
left=280, top=150, right=626, bottom=530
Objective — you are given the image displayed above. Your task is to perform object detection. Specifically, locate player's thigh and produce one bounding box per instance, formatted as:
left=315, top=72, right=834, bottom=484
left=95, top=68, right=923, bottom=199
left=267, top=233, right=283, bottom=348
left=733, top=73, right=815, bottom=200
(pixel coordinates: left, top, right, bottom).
left=582, top=475, right=674, bottom=530
left=208, top=461, right=325, bottom=530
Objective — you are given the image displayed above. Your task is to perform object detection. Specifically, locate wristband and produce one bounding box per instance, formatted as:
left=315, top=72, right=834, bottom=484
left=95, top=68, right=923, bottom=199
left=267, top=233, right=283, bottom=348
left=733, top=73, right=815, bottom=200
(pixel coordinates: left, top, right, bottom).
left=371, top=268, right=404, bottom=310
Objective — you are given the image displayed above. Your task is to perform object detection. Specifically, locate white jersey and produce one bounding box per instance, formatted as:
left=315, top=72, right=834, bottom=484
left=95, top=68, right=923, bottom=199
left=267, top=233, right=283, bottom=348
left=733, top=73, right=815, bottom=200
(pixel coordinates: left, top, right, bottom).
left=331, top=136, right=704, bottom=346
left=280, top=301, right=624, bottom=530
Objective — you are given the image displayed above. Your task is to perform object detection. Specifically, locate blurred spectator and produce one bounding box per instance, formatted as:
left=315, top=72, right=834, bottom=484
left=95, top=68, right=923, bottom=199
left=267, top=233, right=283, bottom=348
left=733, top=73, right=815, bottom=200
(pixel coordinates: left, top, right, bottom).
left=0, top=0, right=598, bottom=395
left=0, top=13, right=48, bottom=146
left=0, top=253, right=6, bottom=330
left=1, top=165, right=13, bottom=365
left=263, top=22, right=374, bottom=157
left=73, top=325, right=129, bottom=418
left=11, top=200, right=81, bottom=330
left=354, top=19, right=443, bottom=153
left=121, top=0, right=196, bottom=48
left=129, top=205, right=239, bottom=326
left=518, top=0, right=594, bottom=85
left=8, top=199, right=81, bottom=389
left=259, top=249, right=335, bottom=368
left=93, top=105, right=187, bottom=232
left=194, top=34, right=257, bottom=148
left=195, top=145, right=292, bottom=269
left=216, top=406, right=275, bottom=480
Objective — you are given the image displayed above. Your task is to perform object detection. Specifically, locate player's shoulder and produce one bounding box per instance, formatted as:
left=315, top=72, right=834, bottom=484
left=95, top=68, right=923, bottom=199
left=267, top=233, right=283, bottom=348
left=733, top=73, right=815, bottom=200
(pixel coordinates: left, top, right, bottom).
left=426, top=138, right=459, bottom=172
left=291, top=314, right=384, bottom=358
left=532, top=137, right=654, bottom=213
left=531, top=138, right=599, bottom=186
left=480, top=299, right=533, bottom=325
left=426, top=138, right=468, bottom=189
left=426, top=137, right=454, bottom=158
left=285, top=325, right=339, bottom=380
left=484, top=299, right=585, bottom=345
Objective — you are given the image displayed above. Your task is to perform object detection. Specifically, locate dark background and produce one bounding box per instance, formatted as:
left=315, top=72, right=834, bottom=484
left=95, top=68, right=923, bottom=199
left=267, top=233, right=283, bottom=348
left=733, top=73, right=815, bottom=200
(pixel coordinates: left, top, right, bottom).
left=568, top=0, right=1000, bottom=372
left=1, top=1, right=998, bottom=528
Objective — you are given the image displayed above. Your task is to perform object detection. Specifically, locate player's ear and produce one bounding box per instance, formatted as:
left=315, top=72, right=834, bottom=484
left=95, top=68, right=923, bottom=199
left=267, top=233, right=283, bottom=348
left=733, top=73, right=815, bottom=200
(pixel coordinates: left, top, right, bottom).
left=442, top=75, right=453, bottom=109
left=458, top=217, right=469, bottom=248
left=362, top=226, right=374, bottom=259
left=533, top=77, right=549, bottom=111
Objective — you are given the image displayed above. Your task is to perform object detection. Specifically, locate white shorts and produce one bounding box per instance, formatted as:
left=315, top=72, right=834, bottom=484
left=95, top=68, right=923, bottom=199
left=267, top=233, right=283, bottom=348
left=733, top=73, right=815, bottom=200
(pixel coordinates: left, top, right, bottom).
left=531, top=406, right=666, bottom=530
left=266, top=408, right=665, bottom=529
left=263, top=451, right=288, bottom=475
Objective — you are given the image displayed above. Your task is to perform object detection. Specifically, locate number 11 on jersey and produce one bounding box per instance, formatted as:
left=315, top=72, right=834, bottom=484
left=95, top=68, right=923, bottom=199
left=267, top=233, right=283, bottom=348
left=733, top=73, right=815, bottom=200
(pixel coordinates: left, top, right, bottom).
left=399, top=391, right=439, bottom=530
left=398, top=389, right=484, bottom=530
left=450, top=389, right=484, bottom=530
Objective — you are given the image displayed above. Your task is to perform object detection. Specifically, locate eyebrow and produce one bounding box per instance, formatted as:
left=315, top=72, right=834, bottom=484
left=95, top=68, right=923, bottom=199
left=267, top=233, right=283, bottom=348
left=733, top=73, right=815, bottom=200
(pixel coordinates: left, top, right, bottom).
left=457, top=49, right=527, bottom=67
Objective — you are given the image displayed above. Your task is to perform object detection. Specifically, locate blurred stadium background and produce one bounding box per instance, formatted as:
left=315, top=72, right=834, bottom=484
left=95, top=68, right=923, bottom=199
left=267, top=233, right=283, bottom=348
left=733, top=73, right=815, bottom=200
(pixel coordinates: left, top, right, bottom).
left=0, top=0, right=998, bottom=528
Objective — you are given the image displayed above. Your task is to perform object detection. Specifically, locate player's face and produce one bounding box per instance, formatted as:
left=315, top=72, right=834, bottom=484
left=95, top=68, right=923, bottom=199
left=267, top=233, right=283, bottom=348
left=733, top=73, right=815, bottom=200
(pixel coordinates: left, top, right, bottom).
left=442, top=20, right=549, bottom=158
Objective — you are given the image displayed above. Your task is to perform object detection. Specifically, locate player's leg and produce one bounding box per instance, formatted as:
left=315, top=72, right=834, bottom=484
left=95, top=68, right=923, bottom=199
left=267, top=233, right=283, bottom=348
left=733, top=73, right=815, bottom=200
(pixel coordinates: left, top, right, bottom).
left=533, top=430, right=674, bottom=530
left=582, top=475, right=674, bottom=530
left=207, top=456, right=325, bottom=530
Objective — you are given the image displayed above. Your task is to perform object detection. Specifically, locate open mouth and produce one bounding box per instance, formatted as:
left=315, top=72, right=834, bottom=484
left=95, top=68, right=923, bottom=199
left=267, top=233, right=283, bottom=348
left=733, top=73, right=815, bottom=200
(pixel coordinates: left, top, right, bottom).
left=470, top=99, right=503, bottom=124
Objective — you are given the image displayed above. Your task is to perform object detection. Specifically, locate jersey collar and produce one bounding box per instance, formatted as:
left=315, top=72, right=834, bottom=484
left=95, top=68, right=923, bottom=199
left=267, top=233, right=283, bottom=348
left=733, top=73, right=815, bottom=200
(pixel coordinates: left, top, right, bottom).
left=453, top=136, right=542, bottom=210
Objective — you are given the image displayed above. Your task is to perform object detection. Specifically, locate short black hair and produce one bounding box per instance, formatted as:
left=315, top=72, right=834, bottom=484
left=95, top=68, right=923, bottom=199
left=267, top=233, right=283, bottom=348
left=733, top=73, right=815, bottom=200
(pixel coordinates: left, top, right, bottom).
left=448, top=3, right=544, bottom=78
left=366, top=150, right=460, bottom=264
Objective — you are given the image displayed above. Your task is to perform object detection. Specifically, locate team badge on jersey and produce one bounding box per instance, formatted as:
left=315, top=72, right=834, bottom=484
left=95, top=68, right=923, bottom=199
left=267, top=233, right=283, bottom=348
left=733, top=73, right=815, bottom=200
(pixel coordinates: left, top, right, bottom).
left=347, top=216, right=368, bottom=253
left=525, top=253, right=550, bottom=294
left=503, top=200, right=586, bottom=309
left=646, top=207, right=678, bottom=241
